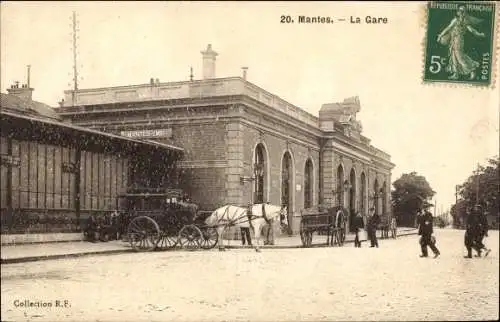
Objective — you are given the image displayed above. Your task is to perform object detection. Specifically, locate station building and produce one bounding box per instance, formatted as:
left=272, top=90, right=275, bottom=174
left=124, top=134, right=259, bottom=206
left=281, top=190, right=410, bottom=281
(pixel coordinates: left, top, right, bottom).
left=55, top=44, right=395, bottom=234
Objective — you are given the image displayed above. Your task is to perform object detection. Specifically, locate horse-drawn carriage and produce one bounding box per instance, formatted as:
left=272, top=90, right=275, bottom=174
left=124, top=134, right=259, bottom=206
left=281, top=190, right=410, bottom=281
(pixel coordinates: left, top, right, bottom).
left=299, top=205, right=348, bottom=247
left=118, top=190, right=287, bottom=252
left=117, top=189, right=219, bottom=252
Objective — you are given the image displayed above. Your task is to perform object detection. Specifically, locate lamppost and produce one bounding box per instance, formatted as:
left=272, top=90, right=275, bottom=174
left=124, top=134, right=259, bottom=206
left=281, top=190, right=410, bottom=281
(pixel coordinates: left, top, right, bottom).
left=369, top=188, right=384, bottom=215
left=240, top=162, right=264, bottom=204
left=332, top=180, right=351, bottom=208
left=253, top=162, right=264, bottom=203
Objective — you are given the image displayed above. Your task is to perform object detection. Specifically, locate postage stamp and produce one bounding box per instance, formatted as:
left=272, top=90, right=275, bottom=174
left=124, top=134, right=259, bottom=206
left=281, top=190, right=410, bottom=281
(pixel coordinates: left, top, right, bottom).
left=423, top=1, right=497, bottom=86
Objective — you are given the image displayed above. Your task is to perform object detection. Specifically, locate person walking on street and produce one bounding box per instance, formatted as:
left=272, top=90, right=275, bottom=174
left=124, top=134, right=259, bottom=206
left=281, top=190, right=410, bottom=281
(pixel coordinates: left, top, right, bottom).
left=476, top=206, right=491, bottom=257
left=367, top=208, right=380, bottom=248
left=353, top=211, right=364, bottom=247
left=464, top=205, right=490, bottom=258
left=418, top=209, right=440, bottom=258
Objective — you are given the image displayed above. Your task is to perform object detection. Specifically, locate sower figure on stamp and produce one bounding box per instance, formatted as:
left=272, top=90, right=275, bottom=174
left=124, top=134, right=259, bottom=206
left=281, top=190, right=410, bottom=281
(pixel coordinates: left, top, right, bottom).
left=436, top=5, right=486, bottom=80
left=418, top=209, right=440, bottom=258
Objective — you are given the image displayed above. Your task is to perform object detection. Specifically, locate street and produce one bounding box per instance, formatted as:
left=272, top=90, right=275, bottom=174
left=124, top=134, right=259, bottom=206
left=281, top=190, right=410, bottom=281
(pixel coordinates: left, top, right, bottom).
left=1, top=229, right=498, bottom=322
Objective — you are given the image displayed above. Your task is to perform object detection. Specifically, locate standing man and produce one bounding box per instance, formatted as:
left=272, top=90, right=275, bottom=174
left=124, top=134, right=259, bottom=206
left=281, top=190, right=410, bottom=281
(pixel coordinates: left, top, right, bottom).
left=367, top=208, right=380, bottom=248
left=241, top=203, right=253, bottom=246
left=353, top=211, right=364, bottom=248
left=418, top=209, right=440, bottom=258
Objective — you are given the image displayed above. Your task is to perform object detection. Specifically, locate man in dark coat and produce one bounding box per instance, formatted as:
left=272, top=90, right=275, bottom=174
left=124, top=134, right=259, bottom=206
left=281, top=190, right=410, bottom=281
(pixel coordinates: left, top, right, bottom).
left=367, top=208, right=380, bottom=248
left=418, top=210, right=440, bottom=258
left=241, top=203, right=253, bottom=246
left=464, top=205, right=490, bottom=258
left=353, top=212, right=364, bottom=248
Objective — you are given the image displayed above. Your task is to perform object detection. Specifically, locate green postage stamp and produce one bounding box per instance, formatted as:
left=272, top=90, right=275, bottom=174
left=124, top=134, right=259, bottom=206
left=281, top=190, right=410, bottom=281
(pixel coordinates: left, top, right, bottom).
left=423, top=1, right=497, bottom=86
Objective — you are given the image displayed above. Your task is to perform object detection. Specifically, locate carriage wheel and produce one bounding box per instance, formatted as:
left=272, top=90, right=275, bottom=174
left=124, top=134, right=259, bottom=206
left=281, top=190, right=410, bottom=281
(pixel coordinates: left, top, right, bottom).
left=200, top=227, right=219, bottom=249
left=127, top=216, right=160, bottom=252
left=178, top=225, right=202, bottom=250
left=156, top=233, right=179, bottom=250
left=306, top=231, right=313, bottom=247
left=300, top=228, right=308, bottom=247
left=337, top=224, right=346, bottom=246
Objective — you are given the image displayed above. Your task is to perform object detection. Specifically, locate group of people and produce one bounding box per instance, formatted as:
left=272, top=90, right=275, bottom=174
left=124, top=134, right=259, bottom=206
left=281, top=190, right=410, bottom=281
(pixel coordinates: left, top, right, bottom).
left=416, top=204, right=490, bottom=259
left=352, top=208, right=380, bottom=248
left=85, top=211, right=122, bottom=243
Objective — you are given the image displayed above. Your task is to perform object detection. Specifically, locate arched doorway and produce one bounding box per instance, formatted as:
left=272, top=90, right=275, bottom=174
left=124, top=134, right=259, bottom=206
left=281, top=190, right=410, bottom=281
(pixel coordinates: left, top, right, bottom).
left=349, top=168, right=356, bottom=232
left=281, top=151, right=293, bottom=234
left=360, top=172, right=367, bottom=216
left=336, top=165, right=344, bottom=207
left=373, top=179, right=379, bottom=215
left=254, top=144, right=266, bottom=203
left=304, top=159, right=313, bottom=209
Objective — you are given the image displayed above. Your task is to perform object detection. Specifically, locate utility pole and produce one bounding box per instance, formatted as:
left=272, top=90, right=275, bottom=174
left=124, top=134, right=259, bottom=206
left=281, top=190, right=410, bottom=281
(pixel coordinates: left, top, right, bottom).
left=476, top=163, right=480, bottom=205
left=72, top=11, right=79, bottom=106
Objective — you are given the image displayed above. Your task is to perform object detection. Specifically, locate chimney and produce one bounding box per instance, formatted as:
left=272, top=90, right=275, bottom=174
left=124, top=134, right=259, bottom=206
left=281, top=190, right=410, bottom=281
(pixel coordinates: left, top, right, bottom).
left=7, top=81, right=34, bottom=101
left=242, top=67, right=248, bottom=80
left=201, top=44, right=218, bottom=80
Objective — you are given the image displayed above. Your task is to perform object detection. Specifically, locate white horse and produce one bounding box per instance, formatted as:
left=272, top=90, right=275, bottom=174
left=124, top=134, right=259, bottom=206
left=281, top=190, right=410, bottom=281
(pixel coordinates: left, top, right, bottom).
left=203, top=203, right=288, bottom=252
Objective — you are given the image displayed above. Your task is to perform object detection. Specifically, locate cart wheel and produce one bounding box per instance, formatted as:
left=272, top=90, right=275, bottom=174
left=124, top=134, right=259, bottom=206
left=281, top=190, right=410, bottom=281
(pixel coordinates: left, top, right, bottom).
left=156, top=233, right=179, bottom=250
left=127, top=216, right=160, bottom=252
left=336, top=226, right=346, bottom=247
left=178, top=224, right=202, bottom=250
left=200, top=227, right=218, bottom=249
left=306, top=231, right=313, bottom=247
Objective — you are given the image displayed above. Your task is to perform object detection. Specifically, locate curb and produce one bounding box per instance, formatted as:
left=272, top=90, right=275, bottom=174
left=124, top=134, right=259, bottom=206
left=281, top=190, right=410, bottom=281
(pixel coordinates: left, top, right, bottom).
left=1, top=231, right=418, bottom=264
left=1, top=249, right=133, bottom=265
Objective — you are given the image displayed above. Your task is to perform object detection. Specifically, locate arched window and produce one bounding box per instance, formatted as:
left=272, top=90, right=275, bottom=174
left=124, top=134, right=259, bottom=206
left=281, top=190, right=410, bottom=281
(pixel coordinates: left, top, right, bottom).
left=373, top=179, right=379, bottom=215
left=360, top=172, right=367, bottom=215
left=336, top=165, right=344, bottom=207
left=254, top=144, right=265, bottom=203
left=382, top=181, right=387, bottom=215
left=281, top=152, right=292, bottom=207
left=304, top=159, right=313, bottom=209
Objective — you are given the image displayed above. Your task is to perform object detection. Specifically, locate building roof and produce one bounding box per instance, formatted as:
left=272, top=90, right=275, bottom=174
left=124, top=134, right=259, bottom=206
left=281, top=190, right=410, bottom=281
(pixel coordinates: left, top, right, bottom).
left=0, top=93, right=60, bottom=121
left=0, top=110, right=184, bottom=153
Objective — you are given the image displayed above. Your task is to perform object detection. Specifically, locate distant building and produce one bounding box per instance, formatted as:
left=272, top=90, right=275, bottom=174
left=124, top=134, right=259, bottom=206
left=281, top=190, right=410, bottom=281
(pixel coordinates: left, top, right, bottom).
left=56, top=44, right=395, bottom=234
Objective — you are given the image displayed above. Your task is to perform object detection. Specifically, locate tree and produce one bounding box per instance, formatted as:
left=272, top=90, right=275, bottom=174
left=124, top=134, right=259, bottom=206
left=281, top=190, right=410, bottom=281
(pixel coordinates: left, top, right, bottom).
left=392, top=172, right=436, bottom=227
left=452, top=157, right=499, bottom=229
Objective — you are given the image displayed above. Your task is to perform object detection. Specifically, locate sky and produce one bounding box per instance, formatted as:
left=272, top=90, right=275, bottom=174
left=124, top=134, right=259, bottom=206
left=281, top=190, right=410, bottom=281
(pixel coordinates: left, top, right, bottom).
left=1, top=1, right=499, bottom=211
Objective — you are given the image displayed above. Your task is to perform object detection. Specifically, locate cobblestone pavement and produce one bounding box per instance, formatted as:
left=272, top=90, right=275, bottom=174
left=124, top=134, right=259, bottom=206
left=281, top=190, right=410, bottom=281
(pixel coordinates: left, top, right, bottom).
left=1, top=229, right=498, bottom=322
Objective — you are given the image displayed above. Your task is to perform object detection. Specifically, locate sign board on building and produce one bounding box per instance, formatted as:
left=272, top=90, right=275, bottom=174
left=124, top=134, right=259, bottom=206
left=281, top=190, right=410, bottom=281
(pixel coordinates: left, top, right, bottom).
left=120, top=128, right=172, bottom=138
left=296, top=184, right=301, bottom=191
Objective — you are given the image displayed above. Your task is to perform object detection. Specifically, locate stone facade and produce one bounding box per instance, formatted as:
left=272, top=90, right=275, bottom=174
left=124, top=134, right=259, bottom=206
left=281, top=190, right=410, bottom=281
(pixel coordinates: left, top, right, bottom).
left=56, top=45, right=395, bottom=234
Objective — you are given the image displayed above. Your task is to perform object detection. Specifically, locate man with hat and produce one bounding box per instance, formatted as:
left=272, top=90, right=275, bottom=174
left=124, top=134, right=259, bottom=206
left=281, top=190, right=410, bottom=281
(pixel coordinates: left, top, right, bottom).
left=417, top=209, right=440, bottom=258
left=465, top=205, right=491, bottom=258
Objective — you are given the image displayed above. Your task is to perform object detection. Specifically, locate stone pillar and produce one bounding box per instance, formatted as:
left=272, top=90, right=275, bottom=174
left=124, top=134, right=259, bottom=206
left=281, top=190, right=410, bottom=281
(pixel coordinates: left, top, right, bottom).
left=225, top=122, right=244, bottom=206
left=320, top=146, right=335, bottom=207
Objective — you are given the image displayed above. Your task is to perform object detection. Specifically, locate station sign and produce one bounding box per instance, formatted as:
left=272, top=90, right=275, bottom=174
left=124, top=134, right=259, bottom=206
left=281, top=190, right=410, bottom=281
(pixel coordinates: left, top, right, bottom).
left=120, top=128, right=172, bottom=139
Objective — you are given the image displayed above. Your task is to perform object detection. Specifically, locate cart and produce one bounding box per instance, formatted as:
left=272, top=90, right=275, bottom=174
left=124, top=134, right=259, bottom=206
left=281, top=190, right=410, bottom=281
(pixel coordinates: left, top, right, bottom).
left=299, top=205, right=347, bottom=247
